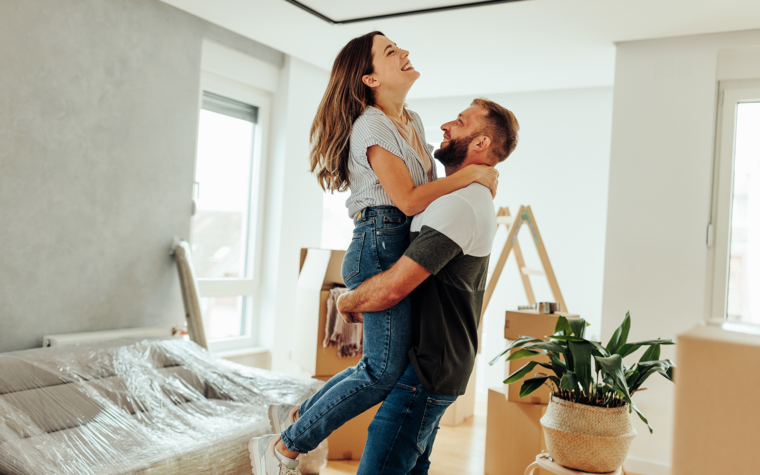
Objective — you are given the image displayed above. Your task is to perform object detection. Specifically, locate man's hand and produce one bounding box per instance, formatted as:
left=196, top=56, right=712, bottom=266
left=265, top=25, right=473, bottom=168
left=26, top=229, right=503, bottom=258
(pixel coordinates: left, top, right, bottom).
left=343, top=311, right=364, bottom=324
left=337, top=292, right=363, bottom=323
left=335, top=256, right=431, bottom=316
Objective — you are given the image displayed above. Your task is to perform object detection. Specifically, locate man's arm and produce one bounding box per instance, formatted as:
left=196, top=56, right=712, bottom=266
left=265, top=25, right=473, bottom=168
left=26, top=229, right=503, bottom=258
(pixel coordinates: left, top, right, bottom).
left=337, top=256, right=430, bottom=323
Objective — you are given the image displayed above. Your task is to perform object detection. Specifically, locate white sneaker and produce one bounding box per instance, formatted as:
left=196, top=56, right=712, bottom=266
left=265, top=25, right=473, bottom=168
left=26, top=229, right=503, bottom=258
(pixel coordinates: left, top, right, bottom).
left=268, top=403, right=299, bottom=434
left=248, top=434, right=301, bottom=475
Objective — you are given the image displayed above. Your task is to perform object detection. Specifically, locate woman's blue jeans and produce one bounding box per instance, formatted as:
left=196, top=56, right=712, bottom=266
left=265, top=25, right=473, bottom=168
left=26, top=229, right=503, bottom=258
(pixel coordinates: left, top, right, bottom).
left=280, top=206, right=413, bottom=454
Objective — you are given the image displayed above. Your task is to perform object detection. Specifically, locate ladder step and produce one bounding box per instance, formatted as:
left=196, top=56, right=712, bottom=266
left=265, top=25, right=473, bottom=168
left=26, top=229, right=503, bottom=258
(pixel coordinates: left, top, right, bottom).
left=496, top=216, right=516, bottom=227
left=521, top=267, right=545, bottom=276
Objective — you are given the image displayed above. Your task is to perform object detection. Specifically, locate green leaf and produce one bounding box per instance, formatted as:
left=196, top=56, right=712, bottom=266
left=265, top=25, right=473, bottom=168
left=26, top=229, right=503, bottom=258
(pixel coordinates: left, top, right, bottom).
left=637, top=359, right=675, bottom=370
left=547, top=353, right=566, bottom=379
left=617, top=338, right=675, bottom=359
left=619, top=338, right=676, bottom=361
left=548, top=335, right=588, bottom=343
left=520, top=376, right=549, bottom=397
left=606, top=311, right=631, bottom=355
left=589, top=341, right=610, bottom=357
left=559, top=371, right=580, bottom=392
left=489, top=337, right=544, bottom=365
left=625, top=366, right=641, bottom=391
left=569, top=341, right=594, bottom=395
left=630, top=399, right=653, bottom=434
left=522, top=341, right=567, bottom=353
left=504, top=361, right=539, bottom=384
left=505, top=348, right=542, bottom=361
left=616, top=343, right=642, bottom=358
left=639, top=343, right=661, bottom=363
left=594, top=354, right=631, bottom=400
left=634, top=360, right=676, bottom=388
left=626, top=339, right=675, bottom=347
left=548, top=353, right=566, bottom=369
left=568, top=318, right=588, bottom=338
left=565, top=345, right=575, bottom=372
left=554, top=316, right=572, bottom=335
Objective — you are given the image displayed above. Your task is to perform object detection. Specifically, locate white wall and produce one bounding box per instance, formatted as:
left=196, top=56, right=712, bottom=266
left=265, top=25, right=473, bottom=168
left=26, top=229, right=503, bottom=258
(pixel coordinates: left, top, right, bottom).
left=409, top=87, right=614, bottom=401
left=257, top=56, right=329, bottom=374
left=602, top=28, right=760, bottom=475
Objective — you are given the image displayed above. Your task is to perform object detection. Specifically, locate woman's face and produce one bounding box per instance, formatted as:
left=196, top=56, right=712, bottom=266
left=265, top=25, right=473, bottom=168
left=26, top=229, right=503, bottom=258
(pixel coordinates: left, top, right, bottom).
left=367, top=35, right=420, bottom=93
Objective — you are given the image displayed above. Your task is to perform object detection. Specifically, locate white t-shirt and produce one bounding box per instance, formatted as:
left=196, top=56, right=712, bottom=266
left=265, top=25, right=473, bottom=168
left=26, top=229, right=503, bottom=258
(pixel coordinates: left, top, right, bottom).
left=403, top=183, right=497, bottom=395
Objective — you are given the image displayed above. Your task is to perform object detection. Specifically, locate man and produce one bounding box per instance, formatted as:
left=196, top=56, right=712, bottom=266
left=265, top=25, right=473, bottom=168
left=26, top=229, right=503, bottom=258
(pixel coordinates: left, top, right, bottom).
left=249, top=98, right=518, bottom=475
left=341, top=98, right=519, bottom=475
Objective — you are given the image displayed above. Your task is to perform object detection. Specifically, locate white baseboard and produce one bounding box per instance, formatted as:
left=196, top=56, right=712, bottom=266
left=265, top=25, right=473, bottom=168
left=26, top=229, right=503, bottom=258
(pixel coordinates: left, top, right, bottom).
left=625, top=456, right=671, bottom=475
left=214, top=347, right=271, bottom=369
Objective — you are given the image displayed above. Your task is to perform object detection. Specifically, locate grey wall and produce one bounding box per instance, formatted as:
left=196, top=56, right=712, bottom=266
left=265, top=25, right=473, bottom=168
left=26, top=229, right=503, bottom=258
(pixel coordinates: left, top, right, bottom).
left=0, top=0, right=282, bottom=352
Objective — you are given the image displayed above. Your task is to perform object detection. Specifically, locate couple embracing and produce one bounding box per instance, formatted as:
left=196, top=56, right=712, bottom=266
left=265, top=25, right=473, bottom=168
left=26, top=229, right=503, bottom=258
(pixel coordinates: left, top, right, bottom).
left=251, top=31, right=519, bottom=475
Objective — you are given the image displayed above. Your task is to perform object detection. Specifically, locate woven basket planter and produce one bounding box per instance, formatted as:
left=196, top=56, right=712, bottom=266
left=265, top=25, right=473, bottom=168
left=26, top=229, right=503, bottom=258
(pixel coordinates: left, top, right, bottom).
left=540, top=395, right=637, bottom=473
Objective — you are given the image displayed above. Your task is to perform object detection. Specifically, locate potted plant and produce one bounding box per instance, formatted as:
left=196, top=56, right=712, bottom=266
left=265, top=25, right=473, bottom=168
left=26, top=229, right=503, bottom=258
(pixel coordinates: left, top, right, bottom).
left=490, top=312, right=675, bottom=473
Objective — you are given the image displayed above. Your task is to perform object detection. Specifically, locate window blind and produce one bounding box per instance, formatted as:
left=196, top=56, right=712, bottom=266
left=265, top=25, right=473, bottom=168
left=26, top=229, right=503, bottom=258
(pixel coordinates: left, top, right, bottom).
left=201, top=91, right=258, bottom=123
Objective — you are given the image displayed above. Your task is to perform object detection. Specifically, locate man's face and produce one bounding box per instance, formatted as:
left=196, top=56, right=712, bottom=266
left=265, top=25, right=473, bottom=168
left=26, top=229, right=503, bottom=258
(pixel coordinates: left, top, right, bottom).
left=434, top=106, right=487, bottom=168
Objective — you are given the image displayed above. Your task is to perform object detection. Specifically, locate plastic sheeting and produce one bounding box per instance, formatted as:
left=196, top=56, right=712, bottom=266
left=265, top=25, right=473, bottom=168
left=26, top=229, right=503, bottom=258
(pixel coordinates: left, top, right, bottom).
left=0, top=338, right=322, bottom=475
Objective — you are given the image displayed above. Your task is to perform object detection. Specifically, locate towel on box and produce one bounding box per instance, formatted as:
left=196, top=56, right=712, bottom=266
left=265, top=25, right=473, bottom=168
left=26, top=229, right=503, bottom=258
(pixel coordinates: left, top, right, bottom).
left=322, top=287, right=362, bottom=358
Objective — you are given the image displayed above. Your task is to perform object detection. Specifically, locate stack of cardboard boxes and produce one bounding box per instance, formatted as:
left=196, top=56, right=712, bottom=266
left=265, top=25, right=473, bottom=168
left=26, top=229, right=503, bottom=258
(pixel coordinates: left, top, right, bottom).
left=672, top=324, right=760, bottom=474
left=484, top=309, right=579, bottom=475
left=291, top=249, right=380, bottom=461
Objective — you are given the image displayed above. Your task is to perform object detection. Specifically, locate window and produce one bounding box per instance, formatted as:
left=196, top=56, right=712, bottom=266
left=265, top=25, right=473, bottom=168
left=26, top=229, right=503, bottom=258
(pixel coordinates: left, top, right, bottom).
left=709, top=82, right=760, bottom=325
left=321, top=189, right=354, bottom=250
left=193, top=92, right=257, bottom=282
left=192, top=73, right=270, bottom=351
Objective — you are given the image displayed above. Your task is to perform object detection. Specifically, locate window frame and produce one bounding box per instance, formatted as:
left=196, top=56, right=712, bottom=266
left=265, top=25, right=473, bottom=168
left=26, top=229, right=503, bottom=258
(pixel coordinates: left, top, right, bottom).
left=706, top=80, right=760, bottom=322
left=193, top=71, right=271, bottom=353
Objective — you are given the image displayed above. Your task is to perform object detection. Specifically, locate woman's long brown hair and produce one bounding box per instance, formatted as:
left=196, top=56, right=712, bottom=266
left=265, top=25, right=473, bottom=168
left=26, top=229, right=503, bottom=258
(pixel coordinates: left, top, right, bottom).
left=309, top=31, right=384, bottom=192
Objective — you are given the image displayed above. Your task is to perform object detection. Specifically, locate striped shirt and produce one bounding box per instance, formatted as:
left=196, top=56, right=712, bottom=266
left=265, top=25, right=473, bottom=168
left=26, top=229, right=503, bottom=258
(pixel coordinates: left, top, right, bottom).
left=345, top=106, right=438, bottom=218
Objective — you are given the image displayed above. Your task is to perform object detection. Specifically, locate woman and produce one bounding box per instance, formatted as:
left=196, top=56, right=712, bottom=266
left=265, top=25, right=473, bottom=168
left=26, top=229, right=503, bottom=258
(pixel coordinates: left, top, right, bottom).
left=250, top=31, right=498, bottom=474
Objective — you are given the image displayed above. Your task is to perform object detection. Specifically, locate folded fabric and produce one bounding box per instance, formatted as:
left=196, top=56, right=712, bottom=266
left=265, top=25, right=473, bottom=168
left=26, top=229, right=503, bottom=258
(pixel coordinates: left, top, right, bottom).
left=323, top=287, right=363, bottom=358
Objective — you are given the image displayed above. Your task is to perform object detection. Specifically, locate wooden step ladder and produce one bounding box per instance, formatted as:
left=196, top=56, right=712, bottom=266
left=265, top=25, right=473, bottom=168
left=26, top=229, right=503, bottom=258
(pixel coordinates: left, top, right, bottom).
left=479, top=205, right=567, bottom=347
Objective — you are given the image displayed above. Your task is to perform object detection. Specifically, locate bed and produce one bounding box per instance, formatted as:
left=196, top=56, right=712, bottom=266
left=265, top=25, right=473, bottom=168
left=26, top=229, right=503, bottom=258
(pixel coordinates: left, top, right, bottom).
left=0, top=338, right=322, bottom=475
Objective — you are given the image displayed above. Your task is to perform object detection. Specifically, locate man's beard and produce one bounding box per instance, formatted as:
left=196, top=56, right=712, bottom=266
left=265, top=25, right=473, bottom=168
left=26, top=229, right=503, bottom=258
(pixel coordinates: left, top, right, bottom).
left=434, top=133, right=477, bottom=169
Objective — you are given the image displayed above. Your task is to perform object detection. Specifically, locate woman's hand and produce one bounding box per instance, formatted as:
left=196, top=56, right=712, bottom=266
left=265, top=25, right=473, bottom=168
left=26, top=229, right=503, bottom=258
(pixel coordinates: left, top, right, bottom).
left=467, top=165, right=499, bottom=198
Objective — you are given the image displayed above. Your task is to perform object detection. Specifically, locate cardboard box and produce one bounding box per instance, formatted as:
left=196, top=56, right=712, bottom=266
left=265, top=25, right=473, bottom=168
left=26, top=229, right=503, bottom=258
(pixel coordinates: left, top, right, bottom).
left=504, top=310, right=579, bottom=341
left=292, top=249, right=362, bottom=376
left=672, top=324, right=760, bottom=475
left=506, top=351, right=552, bottom=405
left=485, top=387, right=548, bottom=475
left=292, top=249, right=376, bottom=460
left=314, top=375, right=379, bottom=460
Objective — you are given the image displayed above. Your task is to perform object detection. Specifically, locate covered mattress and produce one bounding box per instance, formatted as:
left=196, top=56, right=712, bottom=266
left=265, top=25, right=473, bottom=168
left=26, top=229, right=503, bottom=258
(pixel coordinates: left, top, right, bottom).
left=0, top=338, right=320, bottom=474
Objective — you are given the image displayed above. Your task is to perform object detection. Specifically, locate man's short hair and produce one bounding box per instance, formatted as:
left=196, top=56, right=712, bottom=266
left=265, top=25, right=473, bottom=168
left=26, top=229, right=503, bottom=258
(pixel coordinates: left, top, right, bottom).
left=471, top=98, right=519, bottom=163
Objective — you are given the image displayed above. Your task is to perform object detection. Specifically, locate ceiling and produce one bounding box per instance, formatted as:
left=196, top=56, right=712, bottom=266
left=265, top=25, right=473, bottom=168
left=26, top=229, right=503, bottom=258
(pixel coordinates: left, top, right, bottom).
left=288, top=0, right=522, bottom=23
left=162, top=0, right=760, bottom=98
